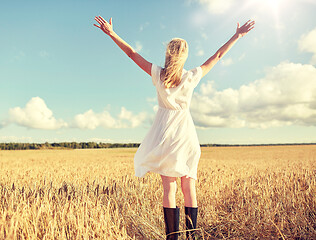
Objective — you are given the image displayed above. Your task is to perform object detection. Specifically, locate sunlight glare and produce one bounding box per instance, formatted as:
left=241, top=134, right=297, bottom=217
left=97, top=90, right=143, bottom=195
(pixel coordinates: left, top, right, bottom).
left=266, top=0, right=282, bottom=10
left=253, top=0, right=284, bottom=12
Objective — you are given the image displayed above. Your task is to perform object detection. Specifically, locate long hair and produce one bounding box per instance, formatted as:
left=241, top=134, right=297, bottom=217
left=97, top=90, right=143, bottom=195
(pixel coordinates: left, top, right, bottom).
left=162, top=38, right=188, bottom=88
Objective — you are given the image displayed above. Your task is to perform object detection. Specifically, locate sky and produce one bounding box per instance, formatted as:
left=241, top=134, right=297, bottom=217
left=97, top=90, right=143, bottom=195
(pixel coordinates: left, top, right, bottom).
left=1, top=0, right=316, bottom=144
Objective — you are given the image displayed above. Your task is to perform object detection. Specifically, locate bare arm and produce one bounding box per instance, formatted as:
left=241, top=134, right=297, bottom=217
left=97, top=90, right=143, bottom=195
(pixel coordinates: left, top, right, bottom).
left=94, top=16, right=152, bottom=76
left=200, top=20, right=255, bottom=78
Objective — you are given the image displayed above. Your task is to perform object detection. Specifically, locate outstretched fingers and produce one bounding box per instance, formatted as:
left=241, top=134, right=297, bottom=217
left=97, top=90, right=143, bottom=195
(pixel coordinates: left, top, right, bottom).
left=248, top=25, right=255, bottom=31
left=93, top=16, right=113, bottom=36
left=247, top=20, right=255, bottom=27
left=93, top=17, right=101, bottom=29
left=94, top=16, right=107, bottom=26
left=242, top=20, right=254, bottom=28
left=94, top=17, right=103, bottom=26
left=99, top=16, right=106, bottom=22
left=247, top=21, right=255, bottom=31
left=242, top=20, right=255, bottom=33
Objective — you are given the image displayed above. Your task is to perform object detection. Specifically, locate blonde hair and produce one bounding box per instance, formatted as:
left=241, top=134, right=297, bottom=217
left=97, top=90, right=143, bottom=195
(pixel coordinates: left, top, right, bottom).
left=162, top=38, right=188, bottom=88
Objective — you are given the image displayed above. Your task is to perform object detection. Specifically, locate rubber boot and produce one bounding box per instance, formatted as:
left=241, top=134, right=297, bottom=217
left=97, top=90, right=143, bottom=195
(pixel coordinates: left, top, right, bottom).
left=185, top=207, right=198, bottom=240
left=163, top=207, right=180, bottom=240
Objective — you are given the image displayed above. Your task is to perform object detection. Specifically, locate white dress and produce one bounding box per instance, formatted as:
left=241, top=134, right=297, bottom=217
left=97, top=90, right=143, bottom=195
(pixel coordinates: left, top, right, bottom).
left=134, top=64, right=203, bottom=180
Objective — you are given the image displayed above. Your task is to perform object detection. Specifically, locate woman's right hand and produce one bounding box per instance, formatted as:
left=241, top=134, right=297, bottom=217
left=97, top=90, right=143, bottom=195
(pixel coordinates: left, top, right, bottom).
left=94, top=16, right=114, bottom=36
left=236, top=20, right=255, bottom=38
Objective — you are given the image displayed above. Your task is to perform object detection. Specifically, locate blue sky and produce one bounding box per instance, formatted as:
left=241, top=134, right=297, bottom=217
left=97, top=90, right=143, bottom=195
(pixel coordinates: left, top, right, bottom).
left=1, top=0, right=316, bottom=144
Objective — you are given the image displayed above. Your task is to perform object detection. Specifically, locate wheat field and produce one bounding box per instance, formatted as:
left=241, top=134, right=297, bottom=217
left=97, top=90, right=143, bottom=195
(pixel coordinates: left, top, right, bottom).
left=0, top=145, right=315, bottom=239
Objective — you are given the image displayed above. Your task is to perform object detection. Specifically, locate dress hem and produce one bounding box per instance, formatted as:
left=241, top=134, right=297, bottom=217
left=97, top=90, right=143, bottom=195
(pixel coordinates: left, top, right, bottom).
left=135, top=171, right=197, bottom=180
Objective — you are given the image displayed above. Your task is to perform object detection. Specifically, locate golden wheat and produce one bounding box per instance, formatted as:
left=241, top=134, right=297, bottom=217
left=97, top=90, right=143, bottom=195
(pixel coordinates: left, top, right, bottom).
left=0, top=145, right=315, bottom=239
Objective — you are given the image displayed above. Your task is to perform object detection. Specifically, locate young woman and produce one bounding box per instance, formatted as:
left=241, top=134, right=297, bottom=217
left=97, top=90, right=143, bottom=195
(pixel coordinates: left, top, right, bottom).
left=94, top=16, right=255, bottom=240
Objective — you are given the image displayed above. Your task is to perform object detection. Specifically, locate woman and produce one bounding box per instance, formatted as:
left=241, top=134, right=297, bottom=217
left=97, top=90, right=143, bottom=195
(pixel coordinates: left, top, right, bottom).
left=94, top=16, right=255, bottom=240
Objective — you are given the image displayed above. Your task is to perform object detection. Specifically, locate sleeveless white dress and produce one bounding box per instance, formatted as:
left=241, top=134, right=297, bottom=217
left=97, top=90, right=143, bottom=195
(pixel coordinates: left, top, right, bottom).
left=134, top=64, right=203, bottom=180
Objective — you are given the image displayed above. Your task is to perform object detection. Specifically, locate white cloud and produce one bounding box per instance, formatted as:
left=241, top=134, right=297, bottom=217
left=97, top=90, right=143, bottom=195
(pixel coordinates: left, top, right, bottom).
left=118, top=107, right=147, bottom=128
left=134, top=41, right=143, bottom=52
left=73, top=107, right=147, bottom=129
left=191, top=62, right=316, bottom=128
left=221, top=57, right=233, bottom=66
left=298, top=27, right=316, bottom=64
left=73, top=109, right=116, bottom=129
left=9, top=97, right=67, bottom=130
left=200, top=81, right=216, bottom=95
left=2, top=97, right=148, bottom=131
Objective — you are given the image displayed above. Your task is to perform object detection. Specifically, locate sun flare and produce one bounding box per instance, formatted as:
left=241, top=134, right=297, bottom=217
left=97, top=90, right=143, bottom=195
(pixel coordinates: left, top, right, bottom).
left=253, top=0, right=284, bottom=12
left=266, top=0, right=282, bottom=9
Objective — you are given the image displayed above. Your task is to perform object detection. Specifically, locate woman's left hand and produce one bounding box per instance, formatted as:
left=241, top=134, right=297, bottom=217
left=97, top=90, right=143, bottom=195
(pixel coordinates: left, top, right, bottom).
left=94, top=16, right=114, bottom=36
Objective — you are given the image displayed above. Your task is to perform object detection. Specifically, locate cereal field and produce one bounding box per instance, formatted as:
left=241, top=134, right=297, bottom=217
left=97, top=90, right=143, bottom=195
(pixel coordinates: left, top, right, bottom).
left=0, top=145, right=315, bottom=239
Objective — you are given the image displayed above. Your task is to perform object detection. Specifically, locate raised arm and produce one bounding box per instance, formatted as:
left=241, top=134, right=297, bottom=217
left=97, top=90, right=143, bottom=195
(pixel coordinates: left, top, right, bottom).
left=94, top=16, right=152, bottom=76
left=200, top=20, right=255, bottom=78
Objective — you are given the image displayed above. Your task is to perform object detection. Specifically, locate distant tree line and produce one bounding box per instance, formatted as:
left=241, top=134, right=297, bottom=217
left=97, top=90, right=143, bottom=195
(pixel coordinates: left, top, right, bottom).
left=0, top=142, right=140, bottom=150
left=200, top=143, right=316, bottom=147
left=0, top=142, right=315, bottom=150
